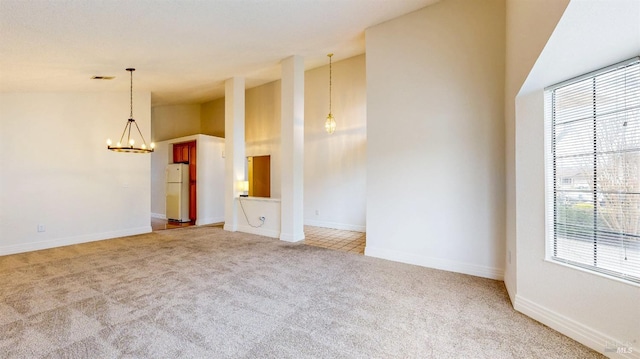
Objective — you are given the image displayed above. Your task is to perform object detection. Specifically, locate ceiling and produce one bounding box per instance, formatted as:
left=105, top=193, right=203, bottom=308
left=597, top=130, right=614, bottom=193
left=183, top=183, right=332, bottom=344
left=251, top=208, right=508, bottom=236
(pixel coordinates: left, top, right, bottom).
left=0, top=0, right=439, bottom=106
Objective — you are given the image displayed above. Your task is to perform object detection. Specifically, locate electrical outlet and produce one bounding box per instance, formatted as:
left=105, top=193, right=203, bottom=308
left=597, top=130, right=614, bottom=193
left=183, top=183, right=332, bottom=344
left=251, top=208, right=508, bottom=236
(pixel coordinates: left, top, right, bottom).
left=259, top=216, right=265, bottom=221
left=37, top=224, right=46, bottom=232
left=315, top=209, right=319, bottom=215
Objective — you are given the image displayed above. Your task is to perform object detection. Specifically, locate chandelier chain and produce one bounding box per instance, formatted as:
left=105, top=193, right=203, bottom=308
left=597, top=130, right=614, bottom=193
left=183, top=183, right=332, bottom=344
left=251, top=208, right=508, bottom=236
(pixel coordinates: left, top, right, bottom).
left=129, top=69, right=133, bottom=118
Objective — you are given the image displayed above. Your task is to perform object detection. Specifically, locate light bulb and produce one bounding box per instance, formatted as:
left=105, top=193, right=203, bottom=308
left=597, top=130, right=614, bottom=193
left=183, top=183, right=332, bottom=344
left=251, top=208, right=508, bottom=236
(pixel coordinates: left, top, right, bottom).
left=129, top=139, right=135, bottom=146
left=141, top=144, right=146, bottom=149
left=325, top=114, right=336, bottom=134
left=117, top=142, right=122, bottom=147
left=150, top=142, right=155, bottom=149
left=106, top=139, right=112, bottom=146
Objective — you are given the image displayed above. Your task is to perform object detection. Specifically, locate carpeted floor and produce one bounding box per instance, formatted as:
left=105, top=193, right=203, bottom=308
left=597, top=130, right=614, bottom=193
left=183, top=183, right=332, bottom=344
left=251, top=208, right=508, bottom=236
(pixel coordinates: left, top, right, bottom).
left=0, top=226, right=604, bottom=358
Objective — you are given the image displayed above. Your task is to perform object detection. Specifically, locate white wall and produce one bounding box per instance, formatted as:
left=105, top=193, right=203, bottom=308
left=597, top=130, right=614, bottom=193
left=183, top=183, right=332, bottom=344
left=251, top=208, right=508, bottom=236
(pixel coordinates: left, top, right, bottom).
left=150, top=134, right=225, bottom=225
left=0, top=92, right=152, bottom=255
left=513, top=0, right=640, bottom=355
left=304, top=54, right=367, bottom=232
left=241, top=56, right=368, bottom=232
left=504, top=0, right=569, bottom=300
left=150, top=137, right=171, bottom=218
left=365, top=0, right=506, bottom=280
left=236, top=197, right=281, bottom=238
left=196, top=135, right=226, bottom=225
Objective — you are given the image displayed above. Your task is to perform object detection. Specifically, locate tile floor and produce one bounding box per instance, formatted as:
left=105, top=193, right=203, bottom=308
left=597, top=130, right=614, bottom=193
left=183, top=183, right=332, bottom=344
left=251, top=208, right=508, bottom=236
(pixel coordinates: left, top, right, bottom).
left=151, top=219, right=365, bottom=255
left=303, top=226, right=366, bottom=255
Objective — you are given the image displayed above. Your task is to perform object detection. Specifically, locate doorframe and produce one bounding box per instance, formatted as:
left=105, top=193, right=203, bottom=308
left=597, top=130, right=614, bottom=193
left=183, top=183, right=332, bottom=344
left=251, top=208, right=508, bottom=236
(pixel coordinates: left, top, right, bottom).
left=172, top=140, right=197, bottom=223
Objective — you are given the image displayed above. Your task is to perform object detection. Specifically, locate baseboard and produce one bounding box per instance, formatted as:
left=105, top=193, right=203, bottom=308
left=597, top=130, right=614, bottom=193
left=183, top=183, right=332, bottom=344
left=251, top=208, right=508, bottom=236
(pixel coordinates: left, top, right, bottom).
left=151, top=212, right=166, bottom=219
left=0, top=226, right=152, bottom=256
left=303, top=219, right=365, bottom=232
left=196, top=216, right=224, bottom=226
left=514, top=294, right=638, bottom=359
left=237, top=225, right=280, bottom=239
left=279, top=231, right=305, bottom=242
left=223, top=223, right=237, bottom=232
left=364, top=246, right=504, bottom=281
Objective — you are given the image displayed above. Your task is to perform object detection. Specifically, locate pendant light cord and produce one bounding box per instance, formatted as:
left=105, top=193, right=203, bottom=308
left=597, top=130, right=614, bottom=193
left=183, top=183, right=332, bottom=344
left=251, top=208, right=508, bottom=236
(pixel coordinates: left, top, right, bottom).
left=328, top=54, right=332, bottom=114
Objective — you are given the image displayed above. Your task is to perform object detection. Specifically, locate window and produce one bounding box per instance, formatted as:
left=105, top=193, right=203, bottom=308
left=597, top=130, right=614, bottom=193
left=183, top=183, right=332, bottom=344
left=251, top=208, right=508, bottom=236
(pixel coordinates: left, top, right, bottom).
left=545, top=57, right=640, bottom=285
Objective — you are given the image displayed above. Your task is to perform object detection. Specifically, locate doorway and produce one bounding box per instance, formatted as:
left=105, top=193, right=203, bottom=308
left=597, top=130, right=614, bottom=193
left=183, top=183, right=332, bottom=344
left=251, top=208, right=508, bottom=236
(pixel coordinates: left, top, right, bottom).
left=151, top=217, right=194, bottom=231
left=248, top=155, right=270, bottom=197
left=172, top=140, right=197, bottom=223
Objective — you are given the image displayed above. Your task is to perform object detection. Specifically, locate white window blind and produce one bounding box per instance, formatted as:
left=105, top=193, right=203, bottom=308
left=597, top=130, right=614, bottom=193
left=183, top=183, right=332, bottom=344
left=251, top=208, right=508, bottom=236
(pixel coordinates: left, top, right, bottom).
left=545, top=57, right=640, bottom=285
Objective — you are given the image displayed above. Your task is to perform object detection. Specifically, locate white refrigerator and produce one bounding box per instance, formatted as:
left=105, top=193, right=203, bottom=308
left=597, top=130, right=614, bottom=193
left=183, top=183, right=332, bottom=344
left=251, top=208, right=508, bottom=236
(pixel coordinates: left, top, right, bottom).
left=166, top=163, right=190, bottom=222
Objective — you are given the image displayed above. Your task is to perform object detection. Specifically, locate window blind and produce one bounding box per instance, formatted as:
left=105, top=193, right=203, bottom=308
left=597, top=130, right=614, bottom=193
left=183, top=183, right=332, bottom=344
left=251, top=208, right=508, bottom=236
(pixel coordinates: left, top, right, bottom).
left=545, top=57, right=640, bottom=284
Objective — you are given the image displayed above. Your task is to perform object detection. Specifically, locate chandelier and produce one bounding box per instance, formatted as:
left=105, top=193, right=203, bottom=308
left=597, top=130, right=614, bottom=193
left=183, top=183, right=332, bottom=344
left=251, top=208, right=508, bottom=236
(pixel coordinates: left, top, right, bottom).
left=107, top=68, right=154, bottom=153
left=325, top=53, right=336, bottom=134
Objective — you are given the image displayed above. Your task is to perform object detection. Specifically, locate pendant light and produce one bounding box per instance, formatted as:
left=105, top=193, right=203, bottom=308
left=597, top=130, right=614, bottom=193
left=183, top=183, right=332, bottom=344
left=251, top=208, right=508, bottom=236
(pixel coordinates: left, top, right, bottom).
left=325, top=53, right=336, bottom=134
left=107, top=68, right=154, bottom=153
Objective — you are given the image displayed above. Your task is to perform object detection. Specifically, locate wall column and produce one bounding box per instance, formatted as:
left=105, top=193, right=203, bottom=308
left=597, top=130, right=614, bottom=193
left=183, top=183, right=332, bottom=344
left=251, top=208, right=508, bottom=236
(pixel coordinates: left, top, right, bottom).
left=223, top=77, right=245, bottom=232
left=280, top=55, right=305, bottom=242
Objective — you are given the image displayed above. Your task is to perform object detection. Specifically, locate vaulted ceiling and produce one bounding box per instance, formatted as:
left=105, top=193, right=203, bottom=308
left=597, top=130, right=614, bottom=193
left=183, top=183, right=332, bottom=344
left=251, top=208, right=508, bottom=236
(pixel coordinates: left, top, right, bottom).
left=0, top=0, right=439, bottom=106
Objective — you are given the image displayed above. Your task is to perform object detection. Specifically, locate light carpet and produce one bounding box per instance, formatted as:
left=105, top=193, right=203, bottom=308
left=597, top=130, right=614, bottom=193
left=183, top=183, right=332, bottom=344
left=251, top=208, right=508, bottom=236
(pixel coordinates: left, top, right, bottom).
left=0, top=226, right=604, bottom=358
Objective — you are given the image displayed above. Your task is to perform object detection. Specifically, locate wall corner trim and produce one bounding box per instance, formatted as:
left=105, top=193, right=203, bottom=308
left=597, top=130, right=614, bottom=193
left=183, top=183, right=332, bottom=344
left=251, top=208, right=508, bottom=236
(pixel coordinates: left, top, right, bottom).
left=223, top=223, right=238, bottom=232
left=279, top=232, right=305, bottom=242
left=151, top=212, right=167, bottom=220
left=514, top=294, right=638, bottom=359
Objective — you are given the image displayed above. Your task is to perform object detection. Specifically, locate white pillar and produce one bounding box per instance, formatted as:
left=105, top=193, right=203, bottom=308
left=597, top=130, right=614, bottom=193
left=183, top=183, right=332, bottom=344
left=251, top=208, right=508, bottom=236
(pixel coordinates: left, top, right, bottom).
left=223, top=77, right=245, bottom=232
left=280, top=55, right=305, bottom=242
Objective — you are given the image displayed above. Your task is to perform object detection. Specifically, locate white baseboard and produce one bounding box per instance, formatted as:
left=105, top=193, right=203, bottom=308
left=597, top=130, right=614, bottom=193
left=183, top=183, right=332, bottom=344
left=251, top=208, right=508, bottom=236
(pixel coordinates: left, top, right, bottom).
left=151, top=212, right=166, bottom=219
left=0, top=226, right=152, bottom=256
left=364, top=246, right=504, bottom=281
left=237, top=225, right=281, bottom=239
left=196, top=216, right=224, bottom=226
left=515, top=295, right=638, bottom=359
left=304, top=219, right=365, bottom=232
left=223, top=223, right=237, bottom=232
left=279, top=231, right=305, bottom=242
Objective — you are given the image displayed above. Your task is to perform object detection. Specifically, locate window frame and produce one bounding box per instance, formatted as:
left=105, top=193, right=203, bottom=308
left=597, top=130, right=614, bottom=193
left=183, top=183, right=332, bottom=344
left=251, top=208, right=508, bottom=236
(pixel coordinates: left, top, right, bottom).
left=544, top=56, right=640, bottom=286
